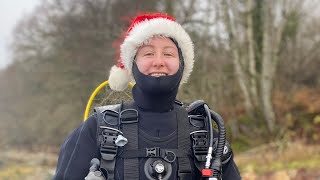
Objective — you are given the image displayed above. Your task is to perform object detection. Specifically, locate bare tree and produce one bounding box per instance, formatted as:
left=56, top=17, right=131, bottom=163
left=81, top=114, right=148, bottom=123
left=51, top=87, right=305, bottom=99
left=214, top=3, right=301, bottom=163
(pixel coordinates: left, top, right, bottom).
left=220, top=0, right=315, bottom=132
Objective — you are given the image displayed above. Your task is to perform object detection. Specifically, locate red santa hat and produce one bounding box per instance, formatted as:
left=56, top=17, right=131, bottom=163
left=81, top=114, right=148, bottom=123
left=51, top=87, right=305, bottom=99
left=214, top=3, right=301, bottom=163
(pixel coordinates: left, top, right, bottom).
left=108, top=13, right=194, bottom=91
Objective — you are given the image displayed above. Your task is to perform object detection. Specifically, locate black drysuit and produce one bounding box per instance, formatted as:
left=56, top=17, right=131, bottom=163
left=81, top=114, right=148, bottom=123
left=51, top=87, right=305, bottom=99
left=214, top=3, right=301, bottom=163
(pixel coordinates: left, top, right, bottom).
left=53, top=104, right=241, bottom=180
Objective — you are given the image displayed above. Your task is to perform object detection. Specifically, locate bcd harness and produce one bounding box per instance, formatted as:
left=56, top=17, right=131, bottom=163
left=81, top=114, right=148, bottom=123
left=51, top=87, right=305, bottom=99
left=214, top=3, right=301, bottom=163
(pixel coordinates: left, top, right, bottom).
left=93, top=101, right=232, bottom=180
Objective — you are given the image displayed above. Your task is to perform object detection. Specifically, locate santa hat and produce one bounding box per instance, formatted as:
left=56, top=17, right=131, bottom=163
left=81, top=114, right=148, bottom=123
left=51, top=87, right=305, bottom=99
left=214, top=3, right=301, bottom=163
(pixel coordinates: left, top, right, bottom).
left=108, top=13, right=194, bottom=91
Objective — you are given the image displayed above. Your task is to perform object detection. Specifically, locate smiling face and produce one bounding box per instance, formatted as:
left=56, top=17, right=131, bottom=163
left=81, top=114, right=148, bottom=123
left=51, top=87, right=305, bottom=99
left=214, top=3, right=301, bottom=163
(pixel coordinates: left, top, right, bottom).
left=135, top=36, right=180, bottom=77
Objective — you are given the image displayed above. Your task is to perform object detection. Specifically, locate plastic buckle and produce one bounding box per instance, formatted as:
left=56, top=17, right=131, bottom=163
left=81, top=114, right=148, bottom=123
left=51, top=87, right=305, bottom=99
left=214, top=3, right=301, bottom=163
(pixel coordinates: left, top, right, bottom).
left=119, top=109, right=138, bottom=124
left=191, top=131, right=208, bottom=146
left=146, top=147, right=161, bottom=157
left=100, top=145, right=117, bottom=160
left=99, top=127, right=121, bottom=160
left=190, top=131, right=209, bottom=161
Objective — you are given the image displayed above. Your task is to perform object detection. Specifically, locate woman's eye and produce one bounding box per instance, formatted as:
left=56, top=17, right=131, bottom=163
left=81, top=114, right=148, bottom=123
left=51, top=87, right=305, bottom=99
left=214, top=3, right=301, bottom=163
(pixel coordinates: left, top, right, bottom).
left=144, top=52, right=154, bottom=56
left=164, top=53, right=173, bottom=57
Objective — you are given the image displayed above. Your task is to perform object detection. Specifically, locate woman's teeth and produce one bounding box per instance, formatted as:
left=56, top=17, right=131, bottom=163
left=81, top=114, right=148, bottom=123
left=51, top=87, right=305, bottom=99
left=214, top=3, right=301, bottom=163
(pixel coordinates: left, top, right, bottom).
left=150, top=73, right=167, bottom=77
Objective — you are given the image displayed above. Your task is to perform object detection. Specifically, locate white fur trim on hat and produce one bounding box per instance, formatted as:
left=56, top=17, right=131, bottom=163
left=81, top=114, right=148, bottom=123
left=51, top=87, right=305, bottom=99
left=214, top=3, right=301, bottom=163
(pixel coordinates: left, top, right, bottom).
left=108, top=65, right=130, bottom=91
left=120, top=18, right=194, bottom=85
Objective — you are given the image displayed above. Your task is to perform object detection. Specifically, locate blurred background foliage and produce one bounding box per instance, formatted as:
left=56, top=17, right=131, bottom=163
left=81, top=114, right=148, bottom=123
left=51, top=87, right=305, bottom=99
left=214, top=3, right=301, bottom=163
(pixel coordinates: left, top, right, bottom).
left=0, top=0, right=319, bottom=150
left=0, top=1, right=320, bottom=178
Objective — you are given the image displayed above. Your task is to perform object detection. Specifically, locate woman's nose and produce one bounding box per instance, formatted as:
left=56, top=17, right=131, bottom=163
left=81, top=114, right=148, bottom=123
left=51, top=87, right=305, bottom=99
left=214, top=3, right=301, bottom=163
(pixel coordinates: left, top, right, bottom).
left=152, top=54, right=165, bottom=67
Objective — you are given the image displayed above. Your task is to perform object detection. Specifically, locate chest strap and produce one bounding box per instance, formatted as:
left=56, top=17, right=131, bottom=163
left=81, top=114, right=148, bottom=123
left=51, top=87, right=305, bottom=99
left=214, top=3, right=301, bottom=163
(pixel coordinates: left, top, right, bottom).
left=120, top=147, right=188, bottom=163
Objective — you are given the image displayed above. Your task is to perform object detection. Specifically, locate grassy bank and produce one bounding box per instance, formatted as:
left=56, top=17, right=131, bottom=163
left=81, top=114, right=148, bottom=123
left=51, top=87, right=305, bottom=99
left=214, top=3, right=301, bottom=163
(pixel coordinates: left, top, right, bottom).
left=235, top=141, right=320, bottom=179
left=0, top=149, right=56, bottom=180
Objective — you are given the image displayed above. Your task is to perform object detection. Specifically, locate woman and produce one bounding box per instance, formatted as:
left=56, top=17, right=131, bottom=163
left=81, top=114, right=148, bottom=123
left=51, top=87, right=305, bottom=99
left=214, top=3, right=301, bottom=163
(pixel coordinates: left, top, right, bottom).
left=54, top=13, right=241, bottom=180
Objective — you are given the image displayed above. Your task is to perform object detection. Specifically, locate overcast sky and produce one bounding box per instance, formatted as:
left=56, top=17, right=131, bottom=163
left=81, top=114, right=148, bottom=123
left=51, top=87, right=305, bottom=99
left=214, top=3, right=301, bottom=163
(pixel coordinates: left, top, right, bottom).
left=0, top=0, right=40, bottom=69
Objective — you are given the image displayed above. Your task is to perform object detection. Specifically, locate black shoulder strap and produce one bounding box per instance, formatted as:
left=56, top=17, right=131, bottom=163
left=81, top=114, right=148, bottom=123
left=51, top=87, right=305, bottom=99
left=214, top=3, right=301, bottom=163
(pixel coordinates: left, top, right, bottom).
left=120, top=102, right=139, bottom=180
left=175, top=104, right=193, bottom=180
left=95, top=104, right=121, bottom=180
left=95, top=102, right=140, bottom=179
left=185, top=100, right=210, bottom=175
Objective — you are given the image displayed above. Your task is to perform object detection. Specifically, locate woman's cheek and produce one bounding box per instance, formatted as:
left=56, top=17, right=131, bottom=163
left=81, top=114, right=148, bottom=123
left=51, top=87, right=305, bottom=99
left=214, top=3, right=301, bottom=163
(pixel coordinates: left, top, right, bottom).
left=136, top=61, right=150, bottom=74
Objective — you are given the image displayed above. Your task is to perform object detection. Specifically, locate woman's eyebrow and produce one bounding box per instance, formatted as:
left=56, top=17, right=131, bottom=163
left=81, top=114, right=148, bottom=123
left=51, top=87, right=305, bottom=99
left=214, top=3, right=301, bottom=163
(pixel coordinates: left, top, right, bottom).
left=139, top=45, right=177, bottom=50
left=137, top=45, right=153, bottom=52
left=164, top=46, right=177, bottom=50
left=140, top=44, right=154, bottom=49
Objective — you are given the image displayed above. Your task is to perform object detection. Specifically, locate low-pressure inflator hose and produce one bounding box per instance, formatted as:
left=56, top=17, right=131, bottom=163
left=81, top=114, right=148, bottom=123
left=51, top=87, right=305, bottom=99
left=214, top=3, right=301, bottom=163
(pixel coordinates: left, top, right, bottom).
left=204, top=104, right=214, bottom=168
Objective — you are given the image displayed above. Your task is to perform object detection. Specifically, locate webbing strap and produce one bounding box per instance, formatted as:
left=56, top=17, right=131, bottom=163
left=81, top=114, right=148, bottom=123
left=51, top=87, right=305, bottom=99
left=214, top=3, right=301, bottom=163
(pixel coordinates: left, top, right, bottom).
left=100, top=159, right=116, bottom=180
left=95, top=105, right=120, bottom=180
left=122, top=102, right=139, bottom=180
left=176, top=105, right=192, bottom=180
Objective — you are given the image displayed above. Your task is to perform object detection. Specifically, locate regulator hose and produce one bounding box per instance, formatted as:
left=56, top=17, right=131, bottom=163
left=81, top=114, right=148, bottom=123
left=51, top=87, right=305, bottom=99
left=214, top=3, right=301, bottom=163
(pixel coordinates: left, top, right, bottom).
left=210, top=110, right=226, bottom=178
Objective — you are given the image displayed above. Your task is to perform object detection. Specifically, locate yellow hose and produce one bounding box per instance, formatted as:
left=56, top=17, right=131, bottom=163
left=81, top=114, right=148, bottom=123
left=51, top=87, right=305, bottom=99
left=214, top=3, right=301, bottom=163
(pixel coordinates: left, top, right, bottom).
left=83, top=81, right=134, bottom=121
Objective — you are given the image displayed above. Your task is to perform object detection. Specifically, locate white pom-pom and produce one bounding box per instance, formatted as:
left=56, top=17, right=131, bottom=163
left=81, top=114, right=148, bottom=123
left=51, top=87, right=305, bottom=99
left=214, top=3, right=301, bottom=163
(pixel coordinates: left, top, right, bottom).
left=108, top=65, right=130, bottom=91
